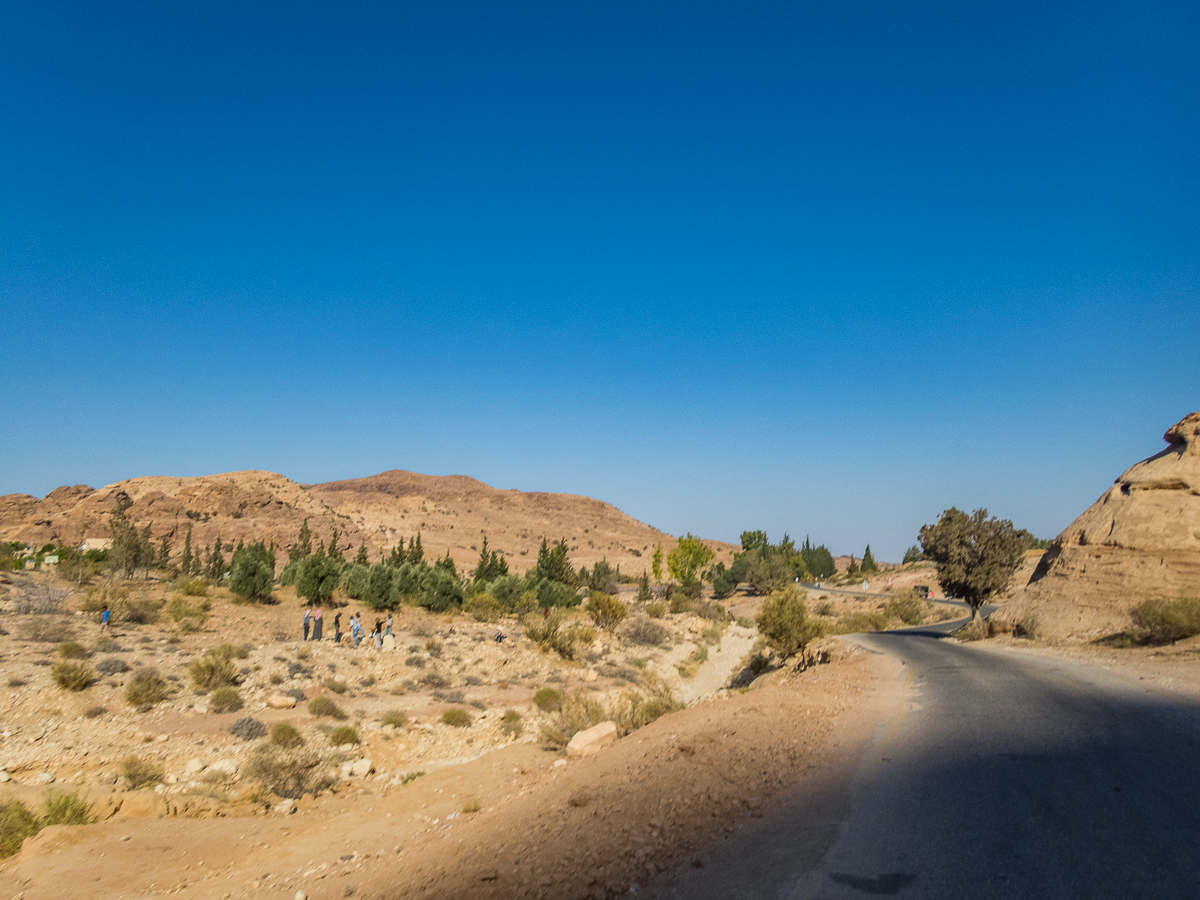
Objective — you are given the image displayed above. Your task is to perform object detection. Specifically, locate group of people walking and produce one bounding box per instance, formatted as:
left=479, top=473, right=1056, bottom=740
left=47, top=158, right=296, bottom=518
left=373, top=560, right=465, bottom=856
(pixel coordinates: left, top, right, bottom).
left=302, top=608, right=392, bottom=649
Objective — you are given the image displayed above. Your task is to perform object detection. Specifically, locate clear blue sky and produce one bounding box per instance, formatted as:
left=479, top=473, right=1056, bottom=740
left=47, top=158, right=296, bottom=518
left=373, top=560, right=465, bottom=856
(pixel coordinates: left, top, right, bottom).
left=2, top=1, right=1197, bottom=561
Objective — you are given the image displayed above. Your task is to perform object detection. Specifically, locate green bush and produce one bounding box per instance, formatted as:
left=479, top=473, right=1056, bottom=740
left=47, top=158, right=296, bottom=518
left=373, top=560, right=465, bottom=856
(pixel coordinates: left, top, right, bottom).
left=41, top=790, right=95, bottom=826
left=270, top=722, right=304, bottom=748
left=178, top=578, right=209, bottom=596
left=167, top=596, right=210, bottom=631
left=645, top=602, right=666, bottom=619
left=462, top=796, right=482, bottom=814
left=464, top=592, right=502, bottom=623
left=328, top=725, right=360, bottom=746
left=883, top=590, right=925, bottom=626
left=756, top=586, right=825, bottom=661
left=209, top=686, right=243, bottom=713
left=381, top=709, right=409, bottom=728
left=323, top=678, right=347, bottom=694
left=586, top=592, right=628, bottom=630
left=84, top=705, right=108, bottom=719
left=120, top=755, right=164, bottom=788
left=533, top=687, right=563, bottom=711
left=1132, top=596, right=1200, bottom=644
left=441, top=708, right=471, bottom=728
left=0, top=800, right=40, bottom=858
left=57, top=641, right=90, bottom=659
left=125, top=668, right=172, bottom=707
left=522, top=610, right=584, bottom=659
left=500, top=709, right=522, bottom=737
left=51, top=661, right=94, bottom=691
left=539, top=692, right=607, bottom=747
left=308, top=696, right=347, bottom=719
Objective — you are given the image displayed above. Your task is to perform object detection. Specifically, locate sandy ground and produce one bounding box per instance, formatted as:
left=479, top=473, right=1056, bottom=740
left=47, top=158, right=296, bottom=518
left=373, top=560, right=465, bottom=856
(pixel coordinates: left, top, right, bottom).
left=0, top=645, right=904, bottom=900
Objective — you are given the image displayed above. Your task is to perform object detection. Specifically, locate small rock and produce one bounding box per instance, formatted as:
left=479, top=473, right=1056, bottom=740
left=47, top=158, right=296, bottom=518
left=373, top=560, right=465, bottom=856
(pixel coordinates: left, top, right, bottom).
left=185, top=758, right=206, bottom=775
left=208, top=759, right=238, bottom=777
left=583, top=669, right=598, bottom=682
left=34, top=771, right=55, bottom=784
left=351, top=758, right=374, bottom=778
left=294, top=891, right=308, bottom=900
left=275, top=799, right=296, bottom=815
left=566, top=721, right=618, bottom=758
left=120, top=834, right=131, bottom=841
left=0, top=771, right=9, bottom=783
left=155, top=733, right=170, bottom=743
left=267, top=694, right=297, bottom=709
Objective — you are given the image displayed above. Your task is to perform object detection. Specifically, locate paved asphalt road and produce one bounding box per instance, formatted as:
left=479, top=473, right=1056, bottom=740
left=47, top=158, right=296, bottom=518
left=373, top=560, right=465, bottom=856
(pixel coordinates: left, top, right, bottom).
left=658, top=621, right=1200, bottom=900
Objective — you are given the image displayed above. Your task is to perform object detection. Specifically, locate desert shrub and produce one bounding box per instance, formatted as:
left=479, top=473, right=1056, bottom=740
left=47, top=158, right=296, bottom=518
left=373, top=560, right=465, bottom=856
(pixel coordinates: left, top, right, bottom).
left=462, top=796, right=482, bottom=814
left=587, top=592, right=629, bottom=630
left=700, top=624, right=724, bottom=644
left=425, top=639, right=442, bottom=657
left=178, top=578, right=209, bottom=596
left=404, top=655, right=426, bottom=668
left=328, top=725, right=360, bottom=746
left=381, top=709, right=408, bottom=728
left=608, top=678, right=681, bottom=733
left=1014, top=613, right=1041, bottom=639
left=324, top=678, right=348, bottom=694
left=419, top=671, right=449, bottom=689
left=308, top=696, right=347, bottom=719
left=441, top=708, right=471, bottom=727
left=1131, top=597, right=1200, bottom=644
left=189, top=648, right=239, bottom=691
left=0, top=800, right=40, bottom=858
left=500, top=709, right=522, bottom=737
left=81, top=585, right=128, bottom=614
left=645, top=602, right=666, bottom=619
left=572, top=623, right=597, bottom=644
left=295, top=647, right=311, bottom=660
left=533, top=687, right=563, bottom=711
left=57, top=640, right=90, bottom=659
left=18, top=615, right=75, bottom=643
left=125, top=668, right=172, bottom=707
left=815, top=602, right=835, bottom=617
left=756, top=586, right=825, bottom=661
left=51, top=661, right=94, bottom=691
left=954, top=618, right=990, bottom=641
left=229, top=717, right=267, bottom=740
left=833, top=611, right=890, bottom=634
left=120, top=755, right=164, bottom=788
left=167, top=596, right=210, bottom=631
left=668, top=594, right=693, bottom=615
left=621, top=617, right=669, bottom=647
left=95, top=656, right=129, bottom=675
left=883, top=590, right=925, bottom=626
left=41, top=790, right=95, bottom=826
left=209, top=686, right=244, bottom=713
left=540, top=692, right=607, bottom=747
left=270, top=722, right=304, bottom=748
left=84, top=705, right=108, bottom=719
left=464, top=592, right=502, bottom=623
left=121, top=597, right=166, bottom=625
left=245, top=747, right=332, bottom=799
left=94, top=635, right=120, bottom=652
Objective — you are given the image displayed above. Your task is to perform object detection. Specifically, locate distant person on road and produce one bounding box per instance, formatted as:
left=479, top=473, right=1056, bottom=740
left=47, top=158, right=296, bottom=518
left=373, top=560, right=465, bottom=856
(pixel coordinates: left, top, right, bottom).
left=312, top=607, right=323, bottom=641
left=303, top=607, right=311, bottom=641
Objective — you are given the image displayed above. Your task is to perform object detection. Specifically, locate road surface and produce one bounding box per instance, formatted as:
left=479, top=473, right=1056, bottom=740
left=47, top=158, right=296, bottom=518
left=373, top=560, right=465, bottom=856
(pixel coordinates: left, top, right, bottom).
left=655, top=623, right=1200, bottom=899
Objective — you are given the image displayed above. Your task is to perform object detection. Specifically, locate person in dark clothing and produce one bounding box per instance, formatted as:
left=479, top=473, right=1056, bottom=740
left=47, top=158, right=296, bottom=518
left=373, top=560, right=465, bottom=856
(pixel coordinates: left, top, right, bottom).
left=333, top=611, right=342, bottom=644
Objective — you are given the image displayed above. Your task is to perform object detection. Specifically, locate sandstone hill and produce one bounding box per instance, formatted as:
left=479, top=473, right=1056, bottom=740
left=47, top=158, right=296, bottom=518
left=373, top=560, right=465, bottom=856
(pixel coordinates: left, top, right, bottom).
left=1001, top=411, right=1200, bottom=638
left=0, top=470, right=736, bottom=576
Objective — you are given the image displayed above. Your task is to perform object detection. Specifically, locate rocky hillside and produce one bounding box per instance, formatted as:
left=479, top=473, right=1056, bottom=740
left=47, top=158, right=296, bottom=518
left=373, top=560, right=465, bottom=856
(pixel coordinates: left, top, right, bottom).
left=0, top=470, right=737, bottom=577
left=1002, top=411, right=1200, bottom=638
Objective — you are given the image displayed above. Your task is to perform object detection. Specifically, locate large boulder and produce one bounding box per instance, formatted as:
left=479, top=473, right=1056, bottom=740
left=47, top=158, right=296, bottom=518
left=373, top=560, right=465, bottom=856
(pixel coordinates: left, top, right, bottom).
left=566, top=721, right=618, bottom=758
left=1003, top=412, right=1200, bottom=638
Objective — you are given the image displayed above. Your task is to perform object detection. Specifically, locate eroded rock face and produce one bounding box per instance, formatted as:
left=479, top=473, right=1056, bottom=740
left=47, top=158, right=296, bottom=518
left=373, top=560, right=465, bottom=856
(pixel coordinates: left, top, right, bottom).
left=1007, top=412, right=1200, bottom=637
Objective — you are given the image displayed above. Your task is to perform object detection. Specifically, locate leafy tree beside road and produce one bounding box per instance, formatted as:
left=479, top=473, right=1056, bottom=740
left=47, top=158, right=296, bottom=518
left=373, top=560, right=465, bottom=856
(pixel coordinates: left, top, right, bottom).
left=918, top=508, right=1028, bottom=619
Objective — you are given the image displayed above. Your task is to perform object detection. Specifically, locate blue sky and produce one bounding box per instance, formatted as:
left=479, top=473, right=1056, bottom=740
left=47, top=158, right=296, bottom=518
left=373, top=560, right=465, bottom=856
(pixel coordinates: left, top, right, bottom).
left=2, top=1, right=1197, bottom=561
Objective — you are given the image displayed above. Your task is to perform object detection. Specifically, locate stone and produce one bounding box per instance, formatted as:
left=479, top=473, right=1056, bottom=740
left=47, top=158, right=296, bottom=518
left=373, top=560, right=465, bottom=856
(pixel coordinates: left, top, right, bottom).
left=583, top=669, right=598, bottom=682
left=185, top=758, right=206, bottom=775
left=34, top=772, right=55, bottom=784
left=0, top=771, right=9, bottom=783
left=566, top=721, right=618, bottom=758
left=275, top=799, right=296, bottom=815
left=382, top=634, right=396, bottom=652
left=208, top=759, right=238, bottom=777
left=267, top=694, right=297, bottom=709
left=351, top=758, right=374, bottom=778
left=1004, top=411, right=1200, bottom=637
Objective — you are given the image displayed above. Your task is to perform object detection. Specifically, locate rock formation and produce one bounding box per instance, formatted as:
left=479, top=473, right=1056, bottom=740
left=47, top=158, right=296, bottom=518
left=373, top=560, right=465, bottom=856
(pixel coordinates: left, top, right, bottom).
left=1004, top=411, right=1200, bottom=638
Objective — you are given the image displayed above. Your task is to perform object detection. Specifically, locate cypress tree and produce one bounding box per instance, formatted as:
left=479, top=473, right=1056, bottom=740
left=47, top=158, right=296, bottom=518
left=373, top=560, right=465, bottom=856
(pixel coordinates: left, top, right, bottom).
left=862, top=545, right=878, bottom=572
left=180, top=525, right=194, bottom=577
left=409, top=533, right=424, bottom=566
left=156, top=533, right=172, bottom=570
left=328, top=528, right=343, bottom=562
left=355, top=541, right=369, bottom=566
left=289, top=519, right=312, bottom=564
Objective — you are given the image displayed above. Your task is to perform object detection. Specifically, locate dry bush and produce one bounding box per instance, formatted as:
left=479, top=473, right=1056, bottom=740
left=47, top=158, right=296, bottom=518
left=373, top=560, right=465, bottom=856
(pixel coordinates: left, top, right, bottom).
left=381, top=709, right=408, bottom=728
left=462, top=796, right=482, bottom=814
left=120, top=755, right=164, bottom=788
left=18, top=615, right=75, bottom=644
left=0, top=800, right=40, bottom=859
left=84, top=705, right=108, bottom=719
left=441, top=708, right=471, bottom=728
left=645, top=602, right=667, bottom=619
left=522, top=610, right=585, bottom=659
left=1014, top=613, right=1041, bottom=639
left=832, top=611, right=889, bottom=634
left=586, top=592, right=629, bottom=630
left=308, top=696, right=347, bottom=719
left=954, top=618, right=990, bottom=642
left=620, top=617, right=669, bottom=647
left=270, top=723, right=304, bottom=748
left=125, top=668, right=172, bottom=707
left=607, top=677, right=682, bottom=734
left=95, top=657, right=129, bottom=676
left=177, top=578, right=209, bottom=597
left=189, top=648, right=238, bottom=691
left=1131, top=597, right=1200, bottom=644
left=209, top=686, right=243, bottom=713
left=51, top=661, right=94, bottom=691
left=883, top=590, right=925, bottom=625
left=229, top=717, right=267, bottom=740
left=328, top=725, right=360, bottom=745
left=167, top=596, right=210, bottom=631
left=539, top=692, right=607, bottom=748
left=500, top=709, right=522, bottom=737
left=323, top=678, right=347, bottom=694
left=14, top=582, right=71, bottom=615
left=533, top=687, right=563, bottom=711
left=756, top=586, right=825, bottom=662
left=245, top=748, right=332, bottom=799
left=42, top=790, right=95, bottom=826
left=57, top=641, right=90, bottom=659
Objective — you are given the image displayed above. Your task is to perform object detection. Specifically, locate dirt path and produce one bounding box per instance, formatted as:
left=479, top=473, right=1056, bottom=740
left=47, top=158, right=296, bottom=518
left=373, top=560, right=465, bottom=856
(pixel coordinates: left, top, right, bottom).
left=0, top=646, right=905, bottom=900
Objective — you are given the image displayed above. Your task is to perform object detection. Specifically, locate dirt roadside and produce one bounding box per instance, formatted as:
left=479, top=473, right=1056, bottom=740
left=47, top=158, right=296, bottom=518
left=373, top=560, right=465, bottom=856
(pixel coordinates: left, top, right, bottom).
left=0, top=646, right=905, bottom=900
